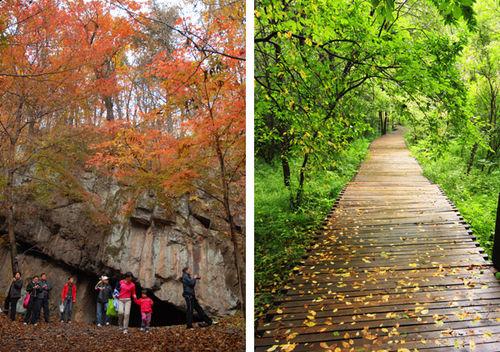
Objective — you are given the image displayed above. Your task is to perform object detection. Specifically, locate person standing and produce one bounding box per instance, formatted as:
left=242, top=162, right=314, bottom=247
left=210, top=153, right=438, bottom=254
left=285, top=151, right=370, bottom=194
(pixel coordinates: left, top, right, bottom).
left=182, top=267, right=212, bottom=329
left=134, top=290, right=154, bottom=332
left=95, top=275, right=112, bottom=327
left=38, top=272, right=52, bottom=323
left=60, top=276, right=77, bottom=323
left=115, top=272, right=136, bottom=334
left=7, top=272, right=23, bottom=321
left=28, top=276, right=43, bottom=325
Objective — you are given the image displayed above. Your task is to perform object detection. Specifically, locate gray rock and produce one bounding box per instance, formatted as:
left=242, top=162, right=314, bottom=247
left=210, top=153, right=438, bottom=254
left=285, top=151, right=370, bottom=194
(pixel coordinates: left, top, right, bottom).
left=1, top=180, right=243, bottom=319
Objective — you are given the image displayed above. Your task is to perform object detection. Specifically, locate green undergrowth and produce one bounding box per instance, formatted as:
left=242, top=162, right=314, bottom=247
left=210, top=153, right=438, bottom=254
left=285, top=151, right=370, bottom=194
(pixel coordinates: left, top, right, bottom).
left=408, top=138, right=500, bottom=258
left=254, top=138, right=372, bottom=317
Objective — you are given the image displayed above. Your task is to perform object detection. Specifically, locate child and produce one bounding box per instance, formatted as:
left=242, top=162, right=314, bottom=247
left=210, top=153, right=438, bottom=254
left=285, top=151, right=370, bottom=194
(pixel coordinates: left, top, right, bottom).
left=134, top=290, right=154, bottom=332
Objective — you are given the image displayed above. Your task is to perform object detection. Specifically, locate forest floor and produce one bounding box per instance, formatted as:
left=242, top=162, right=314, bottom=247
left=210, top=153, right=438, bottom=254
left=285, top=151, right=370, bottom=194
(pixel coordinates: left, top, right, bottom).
left=0, top=313, right=245, bottom=352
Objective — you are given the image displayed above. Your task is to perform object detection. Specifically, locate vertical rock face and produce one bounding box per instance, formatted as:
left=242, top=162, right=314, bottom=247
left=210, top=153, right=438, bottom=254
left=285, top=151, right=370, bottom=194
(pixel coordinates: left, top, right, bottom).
left=101, top=206, right=240, bottom=314
left=0, top=248, right=95, bottom=323
left=0, top=174, right=243, bottom=321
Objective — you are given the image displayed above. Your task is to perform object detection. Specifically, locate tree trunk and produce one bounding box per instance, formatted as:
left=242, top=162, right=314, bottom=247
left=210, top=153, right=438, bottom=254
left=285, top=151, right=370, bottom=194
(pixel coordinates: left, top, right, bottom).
left=214, top=136, right=245, bottom=316
left=295, top=153, right=309, bottom=207
left=104, top=96, right=114, bottom=121
left=466, top=143, right=478, bottom=175
left=280, top=138, right=294, bottom=208
left=281, top=156, right=294, bottom=209
left=379, top=111, right=383, bottom=135
left=383, top=112, right=389, bottom=134
left=5, top=150, right=18, bottom=275
left=379, top=111, right=388, bottom=135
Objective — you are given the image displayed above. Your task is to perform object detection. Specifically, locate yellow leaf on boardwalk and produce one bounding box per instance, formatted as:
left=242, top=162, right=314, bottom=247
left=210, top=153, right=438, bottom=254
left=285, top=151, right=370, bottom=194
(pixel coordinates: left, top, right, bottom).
left=281, top=343, right=297, bottom=352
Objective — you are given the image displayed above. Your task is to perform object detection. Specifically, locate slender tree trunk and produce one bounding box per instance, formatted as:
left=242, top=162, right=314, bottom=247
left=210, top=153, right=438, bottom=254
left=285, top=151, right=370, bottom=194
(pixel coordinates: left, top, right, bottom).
left=466, top=143, right=478, bottom=175
left=5, top=146, right=18, bottom=275
left=295, top=153, right=309, bottom=207
left=379, top=111, right=384, bottom=135
left=281, top=156, right=293, bottom=206
left=214, top=134, right=245, bottom=316
left=280, top=139, right=294, bottom=208
left=104, top=96, right=114, bottom=121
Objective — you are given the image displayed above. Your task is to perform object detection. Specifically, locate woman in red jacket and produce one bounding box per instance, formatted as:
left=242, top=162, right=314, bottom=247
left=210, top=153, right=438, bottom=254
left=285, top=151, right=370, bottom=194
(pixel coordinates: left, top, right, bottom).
left=134, top=290, right=154, bottom=332
left=115, top=272, right=136, bottom=334
left=60, top=276, right=77, bottom=323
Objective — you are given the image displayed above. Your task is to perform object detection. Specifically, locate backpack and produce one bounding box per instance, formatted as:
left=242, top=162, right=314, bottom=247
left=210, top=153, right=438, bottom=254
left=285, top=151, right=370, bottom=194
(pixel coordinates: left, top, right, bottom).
left=22, top=293, right=31, bottom=309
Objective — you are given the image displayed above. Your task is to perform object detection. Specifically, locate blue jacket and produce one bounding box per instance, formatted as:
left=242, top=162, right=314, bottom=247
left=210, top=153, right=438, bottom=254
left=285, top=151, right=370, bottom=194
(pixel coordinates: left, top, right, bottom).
left=182, top=273, right=197, bottom=297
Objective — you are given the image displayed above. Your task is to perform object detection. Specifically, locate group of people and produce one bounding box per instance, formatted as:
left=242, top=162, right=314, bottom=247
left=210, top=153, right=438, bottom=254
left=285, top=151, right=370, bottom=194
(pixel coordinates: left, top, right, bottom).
left=94, top=271, right=155, bottom=333
left=4, top=266, right=213, bottom=332
left=4, top=272, right=54, bottom=325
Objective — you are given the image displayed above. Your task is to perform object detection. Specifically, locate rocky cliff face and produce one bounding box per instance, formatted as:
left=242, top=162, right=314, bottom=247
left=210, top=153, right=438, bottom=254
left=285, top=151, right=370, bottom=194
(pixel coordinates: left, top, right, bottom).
left=0, top=172, right=243, bottom=322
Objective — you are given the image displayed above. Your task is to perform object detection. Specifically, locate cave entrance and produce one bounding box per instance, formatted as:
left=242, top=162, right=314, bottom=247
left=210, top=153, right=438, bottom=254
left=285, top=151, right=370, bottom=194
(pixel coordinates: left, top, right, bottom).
left=130, top=284, right=188, bottom=327
left=101, top=279, right=188, bottom=327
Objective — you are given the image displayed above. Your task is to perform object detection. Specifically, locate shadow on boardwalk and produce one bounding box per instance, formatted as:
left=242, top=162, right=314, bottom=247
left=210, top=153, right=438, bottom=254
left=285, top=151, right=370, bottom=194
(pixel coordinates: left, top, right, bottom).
left=256, top=130, right=500, bottom=352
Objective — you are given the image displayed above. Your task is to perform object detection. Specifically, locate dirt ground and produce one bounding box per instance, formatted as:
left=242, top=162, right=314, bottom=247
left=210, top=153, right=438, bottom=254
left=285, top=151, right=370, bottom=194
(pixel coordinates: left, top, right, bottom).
left=0, top=313, right=245, bottom=352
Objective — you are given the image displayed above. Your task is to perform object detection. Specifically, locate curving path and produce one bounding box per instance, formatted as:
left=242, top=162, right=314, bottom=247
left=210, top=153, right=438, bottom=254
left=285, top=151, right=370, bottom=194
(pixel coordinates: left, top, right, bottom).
left=256, top=130, right=500, bottom=352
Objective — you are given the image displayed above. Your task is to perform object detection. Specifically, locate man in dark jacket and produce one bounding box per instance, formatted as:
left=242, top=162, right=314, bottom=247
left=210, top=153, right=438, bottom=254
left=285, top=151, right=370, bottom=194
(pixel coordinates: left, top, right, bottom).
left=7, top=272, right=23, bottom=321
left=25, top=275, right=41, bottom=324
left=182, top=267, right=212, bottom=329
left=32, top=272, right=52, bottom=324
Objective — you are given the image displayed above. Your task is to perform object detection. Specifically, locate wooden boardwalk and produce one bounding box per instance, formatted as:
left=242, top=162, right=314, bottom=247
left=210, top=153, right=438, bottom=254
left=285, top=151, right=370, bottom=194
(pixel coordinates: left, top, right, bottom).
left=256, top=130, right=500, bottom=352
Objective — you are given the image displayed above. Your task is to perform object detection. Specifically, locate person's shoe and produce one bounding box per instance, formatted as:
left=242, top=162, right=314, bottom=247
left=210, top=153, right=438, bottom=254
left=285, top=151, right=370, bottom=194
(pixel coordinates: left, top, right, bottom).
left=97, top=324, right=102, bottom=327
left=105, top=322, right=110, bottom=326
left=34, top=323, right=38, bottom=326
left=60, top=320, right=64, bottom=323
left=67, top=321, right=71, bottom=324
left=123, top=329, right=128, bottom=334
left=23, top=322, right=27, bottom=325
left=140, top=327, right=144, bottom=332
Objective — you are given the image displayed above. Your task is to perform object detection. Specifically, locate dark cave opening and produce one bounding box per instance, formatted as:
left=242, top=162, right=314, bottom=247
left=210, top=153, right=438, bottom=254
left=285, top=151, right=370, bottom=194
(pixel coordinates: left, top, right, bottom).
left=97, top=278, right=190, bottom=327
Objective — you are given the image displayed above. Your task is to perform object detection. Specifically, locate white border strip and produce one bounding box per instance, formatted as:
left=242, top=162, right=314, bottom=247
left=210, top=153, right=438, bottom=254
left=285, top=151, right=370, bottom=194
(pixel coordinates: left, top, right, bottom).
left=245, top=0, right=255, bottom=348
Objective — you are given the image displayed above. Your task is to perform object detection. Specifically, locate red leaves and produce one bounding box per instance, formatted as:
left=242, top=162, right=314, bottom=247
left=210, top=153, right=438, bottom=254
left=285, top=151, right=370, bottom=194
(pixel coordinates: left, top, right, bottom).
left=86, top=4, right=245, bottom=217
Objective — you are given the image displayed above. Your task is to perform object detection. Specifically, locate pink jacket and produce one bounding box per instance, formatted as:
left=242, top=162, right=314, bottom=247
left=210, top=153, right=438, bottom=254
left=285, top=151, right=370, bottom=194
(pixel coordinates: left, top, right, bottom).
left=134, top=297, right=154, bottom=313
left=118, top=279, right=136, bottom=300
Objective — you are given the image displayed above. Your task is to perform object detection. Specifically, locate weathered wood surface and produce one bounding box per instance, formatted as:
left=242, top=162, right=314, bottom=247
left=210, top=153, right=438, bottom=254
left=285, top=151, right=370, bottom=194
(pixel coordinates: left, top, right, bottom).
left=255, top=130, right=500, bottom=352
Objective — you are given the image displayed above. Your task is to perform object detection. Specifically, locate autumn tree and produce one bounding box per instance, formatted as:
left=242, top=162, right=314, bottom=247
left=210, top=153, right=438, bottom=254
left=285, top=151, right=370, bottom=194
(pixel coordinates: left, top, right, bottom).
left=88, top=1, right=246, bottom=312
left=0, top=0, right=139, bottom=274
